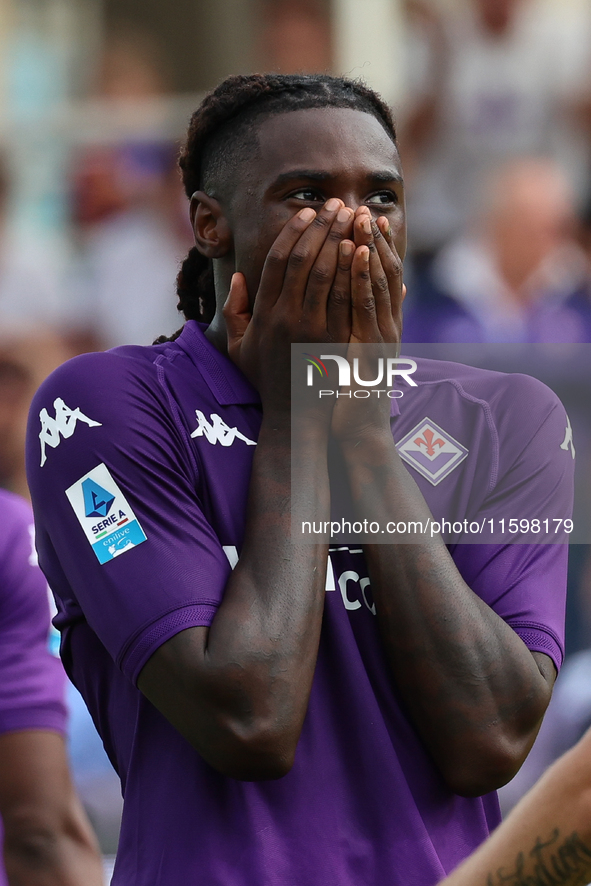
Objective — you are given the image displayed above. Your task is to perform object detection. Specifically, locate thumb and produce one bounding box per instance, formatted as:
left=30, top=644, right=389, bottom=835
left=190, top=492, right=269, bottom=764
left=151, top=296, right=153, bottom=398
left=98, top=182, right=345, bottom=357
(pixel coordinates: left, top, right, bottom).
left=223, top=273, right=251, bottom=361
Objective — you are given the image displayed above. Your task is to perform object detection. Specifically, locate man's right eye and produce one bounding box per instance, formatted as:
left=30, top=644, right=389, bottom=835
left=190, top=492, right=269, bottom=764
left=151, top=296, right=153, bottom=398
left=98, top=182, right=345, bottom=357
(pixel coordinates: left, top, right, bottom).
left=288, top=188, right=325, bottom=202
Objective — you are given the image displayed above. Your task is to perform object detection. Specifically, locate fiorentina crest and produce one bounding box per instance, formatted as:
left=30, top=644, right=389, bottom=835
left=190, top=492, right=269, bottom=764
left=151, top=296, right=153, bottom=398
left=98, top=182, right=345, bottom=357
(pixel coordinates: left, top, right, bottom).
left=396, top=417, right=468, bottom=486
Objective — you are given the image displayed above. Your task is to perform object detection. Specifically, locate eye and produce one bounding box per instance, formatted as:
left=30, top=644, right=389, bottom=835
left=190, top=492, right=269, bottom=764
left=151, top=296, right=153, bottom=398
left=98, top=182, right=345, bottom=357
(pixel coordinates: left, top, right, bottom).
left=366, top=191, right=398, bottom=206
left=288, top=188, right=325, bottom=203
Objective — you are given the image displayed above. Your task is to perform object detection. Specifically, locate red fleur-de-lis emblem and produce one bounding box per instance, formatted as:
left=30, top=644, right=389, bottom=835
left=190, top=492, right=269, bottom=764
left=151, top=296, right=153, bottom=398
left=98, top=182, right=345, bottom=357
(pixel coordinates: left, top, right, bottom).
left=414, top=429, right=445, bottom=457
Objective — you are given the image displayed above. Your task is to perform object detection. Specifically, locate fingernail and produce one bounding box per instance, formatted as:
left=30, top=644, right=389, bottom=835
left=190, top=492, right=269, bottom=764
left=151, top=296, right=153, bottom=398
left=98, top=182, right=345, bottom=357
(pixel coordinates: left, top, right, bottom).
left=340, top=240, right=354, bottom=256
left=379, top=217, right=392, bottom=237
left=362, top=218, right=372, bottom=235
left=325, top=198, right=341, bottom=212
left=360, top=246, right=370, bottom=261
left=337, top=207, right=351, bottom=223
left=298, top=207, right=316, bottom=222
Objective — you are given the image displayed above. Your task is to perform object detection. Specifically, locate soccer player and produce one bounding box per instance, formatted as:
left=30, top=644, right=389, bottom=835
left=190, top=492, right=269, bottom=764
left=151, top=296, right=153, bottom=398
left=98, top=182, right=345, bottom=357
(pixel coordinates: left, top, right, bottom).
left=439, top=724, right=591, bottom=885
left=0, top=489, right=103, bottom=885
left=26, top=74, right=574, bottom=885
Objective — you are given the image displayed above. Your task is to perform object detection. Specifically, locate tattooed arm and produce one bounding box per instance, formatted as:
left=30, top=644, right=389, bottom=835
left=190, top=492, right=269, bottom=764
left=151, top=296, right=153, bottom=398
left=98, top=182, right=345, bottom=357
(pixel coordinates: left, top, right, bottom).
left=440, top=726, right=591, bottom=886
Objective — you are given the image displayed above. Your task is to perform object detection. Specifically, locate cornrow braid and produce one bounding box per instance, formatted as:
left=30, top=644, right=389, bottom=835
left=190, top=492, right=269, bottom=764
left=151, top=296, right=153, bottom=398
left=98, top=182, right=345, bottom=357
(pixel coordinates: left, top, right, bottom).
left=167, top=72, right=397, bottom=338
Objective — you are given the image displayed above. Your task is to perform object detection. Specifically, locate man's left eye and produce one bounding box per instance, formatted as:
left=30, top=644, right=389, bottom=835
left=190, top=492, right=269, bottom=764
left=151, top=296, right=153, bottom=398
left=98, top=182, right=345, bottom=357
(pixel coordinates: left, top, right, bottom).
left=367, top=192, right=397, bottom=206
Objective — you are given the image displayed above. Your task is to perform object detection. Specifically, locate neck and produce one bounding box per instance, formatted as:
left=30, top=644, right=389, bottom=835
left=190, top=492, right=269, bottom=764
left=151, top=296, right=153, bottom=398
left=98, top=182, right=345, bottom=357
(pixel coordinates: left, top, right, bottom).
left=204, top=313, right=228, bottom=355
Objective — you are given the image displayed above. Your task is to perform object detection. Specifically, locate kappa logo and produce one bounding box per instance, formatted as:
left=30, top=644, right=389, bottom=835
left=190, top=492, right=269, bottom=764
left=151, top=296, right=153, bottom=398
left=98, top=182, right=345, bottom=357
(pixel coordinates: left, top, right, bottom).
left=396, top=418, right=468, bottom=486
left=560, top=415, right=575, bottom=460
left=39, top=398, right=101, bottom=467
left=191, top=411, right=256, bottom=447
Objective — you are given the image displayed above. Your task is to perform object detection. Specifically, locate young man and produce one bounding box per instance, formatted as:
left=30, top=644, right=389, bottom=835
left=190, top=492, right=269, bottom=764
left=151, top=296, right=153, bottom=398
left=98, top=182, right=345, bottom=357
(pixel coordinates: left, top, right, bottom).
left=25, top=74, right=573, bottom=885
left=0, top=489, right=103, bottom=885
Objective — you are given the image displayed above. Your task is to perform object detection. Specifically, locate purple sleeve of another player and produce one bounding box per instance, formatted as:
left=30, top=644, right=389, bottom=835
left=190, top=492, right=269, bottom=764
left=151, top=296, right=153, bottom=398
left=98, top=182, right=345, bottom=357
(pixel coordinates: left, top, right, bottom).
left=0, top=491, right=67, bottom=736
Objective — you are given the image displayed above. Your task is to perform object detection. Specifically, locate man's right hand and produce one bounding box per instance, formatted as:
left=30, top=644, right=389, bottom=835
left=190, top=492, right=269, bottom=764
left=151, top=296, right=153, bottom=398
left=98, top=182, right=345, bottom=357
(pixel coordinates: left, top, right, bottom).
left=223, top=197, right=356, bottom=413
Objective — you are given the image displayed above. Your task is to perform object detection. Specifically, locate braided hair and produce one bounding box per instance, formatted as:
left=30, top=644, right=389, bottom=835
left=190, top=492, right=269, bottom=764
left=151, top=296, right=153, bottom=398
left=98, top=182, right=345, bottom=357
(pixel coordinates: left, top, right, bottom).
left=167, top=73, right=397, bottom=337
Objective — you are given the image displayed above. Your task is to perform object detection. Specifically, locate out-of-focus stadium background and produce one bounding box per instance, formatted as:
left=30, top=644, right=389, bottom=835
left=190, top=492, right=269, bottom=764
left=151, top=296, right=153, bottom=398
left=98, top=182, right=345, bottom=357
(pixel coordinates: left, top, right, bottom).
left=3, top=0, right=591, bottom=878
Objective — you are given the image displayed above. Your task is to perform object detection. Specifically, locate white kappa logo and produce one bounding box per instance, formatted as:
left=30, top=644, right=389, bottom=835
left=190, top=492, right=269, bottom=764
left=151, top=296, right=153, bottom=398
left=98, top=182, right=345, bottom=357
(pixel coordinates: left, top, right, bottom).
left=39, top=398, right=102, bottom=466
left=190, top=411, right=256, bottom=447
left=560, top=415, right=575, bottom=460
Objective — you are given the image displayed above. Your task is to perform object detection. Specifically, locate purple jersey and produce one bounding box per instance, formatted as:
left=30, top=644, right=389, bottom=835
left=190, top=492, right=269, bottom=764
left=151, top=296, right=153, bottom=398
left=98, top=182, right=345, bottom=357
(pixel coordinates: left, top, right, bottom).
left=0, top=490, right=68, bottom=886
left=25, top=321, right=573, bottom=886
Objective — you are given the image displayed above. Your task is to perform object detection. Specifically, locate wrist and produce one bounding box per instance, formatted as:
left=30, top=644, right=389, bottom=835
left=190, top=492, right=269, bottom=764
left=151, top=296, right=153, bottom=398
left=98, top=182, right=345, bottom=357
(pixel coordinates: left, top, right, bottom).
left=337, top=425, right=396, bottom=460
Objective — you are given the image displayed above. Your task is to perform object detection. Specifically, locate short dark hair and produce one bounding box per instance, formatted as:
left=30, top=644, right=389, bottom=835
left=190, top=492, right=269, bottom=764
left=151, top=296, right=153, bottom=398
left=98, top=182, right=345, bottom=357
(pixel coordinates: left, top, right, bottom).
left=160, top=73, right=397, bottom=339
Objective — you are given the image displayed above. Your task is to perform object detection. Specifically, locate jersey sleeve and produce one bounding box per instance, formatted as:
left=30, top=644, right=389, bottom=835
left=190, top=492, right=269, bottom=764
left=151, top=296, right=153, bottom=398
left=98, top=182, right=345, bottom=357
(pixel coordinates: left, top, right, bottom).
left=451, top=375, right=575, bottom=672
left=26, top=352, right=234, bottom=685
left=0, top=496, right=67, bottom=735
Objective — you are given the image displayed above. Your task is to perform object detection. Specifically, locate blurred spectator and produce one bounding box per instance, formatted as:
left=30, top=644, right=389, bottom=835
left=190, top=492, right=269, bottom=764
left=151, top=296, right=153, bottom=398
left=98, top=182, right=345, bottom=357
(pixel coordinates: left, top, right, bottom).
left=259, top=0, right=332, bottom=73
left=403, top=157, right=591, bottom=342
left=0, top=488, right=103, bottom=885
left=66, top=30, right=191, bottom=349
left=0, top=329, right=71, bottom=500
left=96, top=28, right=172, bottom=100
left=0, top=158, right=66, bottom=331
left=68, top=143, right=190, bottom=348
left=401, top=0, right=591, bottom=255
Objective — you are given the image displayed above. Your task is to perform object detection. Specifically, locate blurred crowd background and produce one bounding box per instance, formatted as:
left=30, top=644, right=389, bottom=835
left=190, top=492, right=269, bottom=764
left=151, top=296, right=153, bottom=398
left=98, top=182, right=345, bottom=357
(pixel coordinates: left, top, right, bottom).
left=2, top=0, right=591, bottom=877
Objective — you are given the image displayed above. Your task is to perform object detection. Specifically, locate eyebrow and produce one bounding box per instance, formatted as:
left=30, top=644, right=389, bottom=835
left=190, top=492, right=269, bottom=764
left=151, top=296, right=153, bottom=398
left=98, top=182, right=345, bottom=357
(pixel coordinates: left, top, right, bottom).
left=271, top=169, right=403, bottom=187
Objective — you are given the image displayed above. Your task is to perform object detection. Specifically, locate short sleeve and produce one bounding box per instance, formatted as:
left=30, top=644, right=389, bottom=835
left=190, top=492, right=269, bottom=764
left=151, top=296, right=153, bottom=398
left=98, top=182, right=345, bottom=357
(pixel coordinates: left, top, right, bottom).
left=451, top=376, right=575, bottom=672
left=451, top=543, right=567, bottom=673
left=0, top=495, right=67, bottom=735
left=26, top=352, right=234, bottom=685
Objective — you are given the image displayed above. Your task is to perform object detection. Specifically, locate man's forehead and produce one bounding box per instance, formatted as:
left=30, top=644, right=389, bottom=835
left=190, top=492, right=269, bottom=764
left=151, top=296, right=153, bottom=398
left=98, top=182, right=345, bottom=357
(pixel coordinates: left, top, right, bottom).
left=254, top=107, right=400, bottom=180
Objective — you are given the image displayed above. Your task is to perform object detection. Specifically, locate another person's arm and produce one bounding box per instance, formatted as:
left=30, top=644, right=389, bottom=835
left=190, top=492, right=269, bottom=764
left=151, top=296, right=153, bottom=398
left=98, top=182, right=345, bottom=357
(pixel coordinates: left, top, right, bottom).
left=0, top=730, right=103, bottom=886
left=440, top=725, right=591, bottom=885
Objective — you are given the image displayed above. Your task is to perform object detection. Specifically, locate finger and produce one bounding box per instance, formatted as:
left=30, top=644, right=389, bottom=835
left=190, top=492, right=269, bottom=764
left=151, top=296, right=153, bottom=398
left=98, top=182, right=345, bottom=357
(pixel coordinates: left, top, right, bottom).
left=353, top=215, right=394, bottom=340
left=351, top=245, right=378, bottom=342
left=373, top=216, right=404, bottom=340
left=353, top=211, right=373, bottom=248
left=368, top=220, right=399, bottom=340
left=281, top=197, right=344, bottom=308
left=223, top=272, right=251, bottom=363
left=327, top=239, right=354, bottom=341
left=255, top=207, right=317, bottom=311
left=303, top=205, right=354, bottom=320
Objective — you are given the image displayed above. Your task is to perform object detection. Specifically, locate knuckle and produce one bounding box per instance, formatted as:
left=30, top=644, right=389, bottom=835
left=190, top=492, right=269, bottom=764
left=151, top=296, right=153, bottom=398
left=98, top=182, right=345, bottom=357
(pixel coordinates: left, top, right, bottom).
left=361, top=297, right=376, bottom=314
left=313, top=213, right=331, bottom=230
left=288, top=248, right=308, bottom=268
left=310, top=264, right=331, bottom=285
left=266, top=248, right=286, bottom=266
left=330, top=289, right=349, bottom=308
left=373, top=275, right=389, bottom=294
left=327, top=227, right=345, bottom=244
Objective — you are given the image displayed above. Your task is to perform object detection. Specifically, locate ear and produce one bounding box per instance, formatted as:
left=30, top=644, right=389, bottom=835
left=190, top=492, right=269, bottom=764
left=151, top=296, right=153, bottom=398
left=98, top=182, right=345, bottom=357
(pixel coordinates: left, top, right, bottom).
left=190, top=190, right=233, bottom=259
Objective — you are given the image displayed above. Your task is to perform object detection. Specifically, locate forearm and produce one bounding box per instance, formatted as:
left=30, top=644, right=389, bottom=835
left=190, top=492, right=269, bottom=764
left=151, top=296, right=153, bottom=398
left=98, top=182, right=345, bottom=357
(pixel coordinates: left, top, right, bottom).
left=0, top=732, right=103, bottom=886
left=340, top=431, right=553, bottom=794
left=4, top=798, right=103, bottom=886
left=204, top=417, right=330, bottom=738
left=139, top=415, right=332, bottom=778
left=441, top=728, right=591, bottom=885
